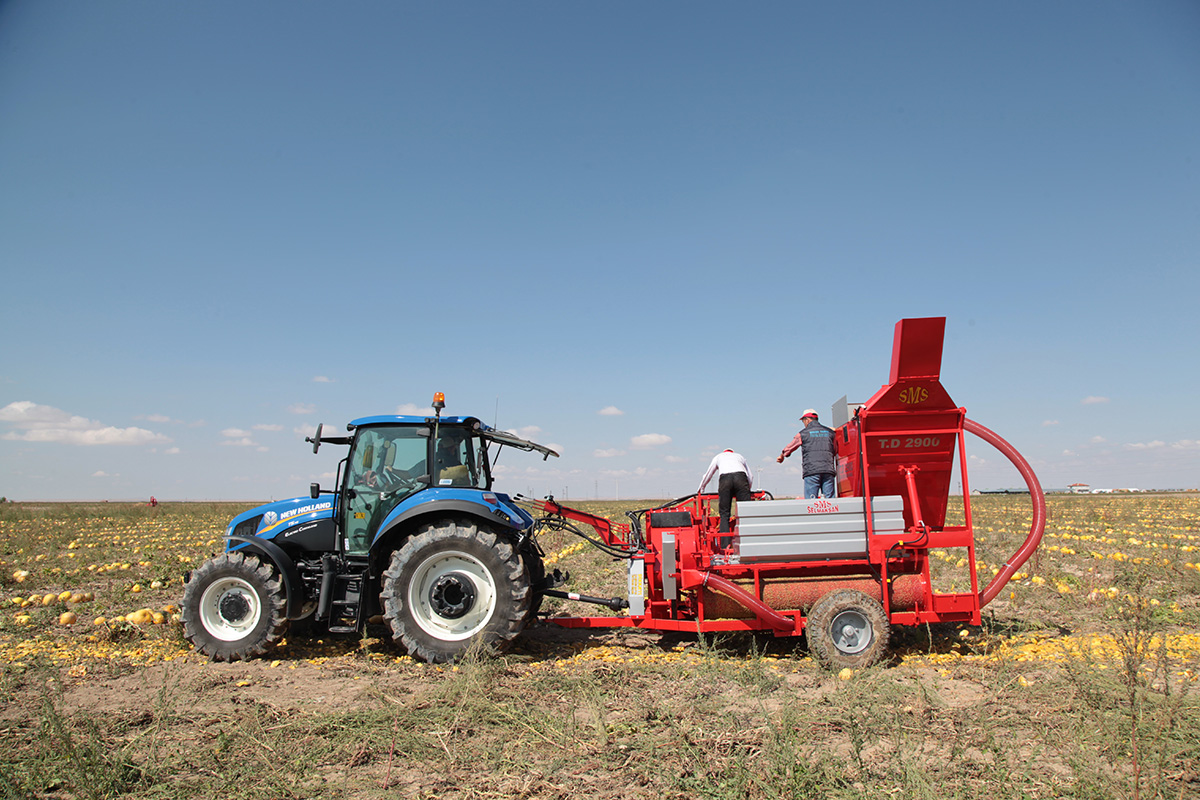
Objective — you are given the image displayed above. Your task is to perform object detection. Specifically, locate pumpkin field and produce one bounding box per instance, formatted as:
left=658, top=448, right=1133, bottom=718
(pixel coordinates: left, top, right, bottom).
left=1, top=493, right=1198, bottom=799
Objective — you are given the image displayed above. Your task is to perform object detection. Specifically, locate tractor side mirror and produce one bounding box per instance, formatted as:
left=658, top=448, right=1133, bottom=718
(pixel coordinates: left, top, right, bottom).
left=310, top=483, right=320, bottom=499
left=307, top=423, right=324, bottom=454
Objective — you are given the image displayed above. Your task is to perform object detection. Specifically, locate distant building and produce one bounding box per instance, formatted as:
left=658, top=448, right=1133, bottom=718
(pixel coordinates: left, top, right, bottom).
left=1068, top=483, right=1090, bottom=494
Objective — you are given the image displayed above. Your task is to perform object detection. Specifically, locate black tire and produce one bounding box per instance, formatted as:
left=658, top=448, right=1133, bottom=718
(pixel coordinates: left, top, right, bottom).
left=181, top=551, right=289, bottom=662
left=522, top=549, right=546, bottom=625
left=806, top=589, right=890, bottom=669
left=286, top=600, right=320, bottom=635
left=380, top=518, right=530, bottom=663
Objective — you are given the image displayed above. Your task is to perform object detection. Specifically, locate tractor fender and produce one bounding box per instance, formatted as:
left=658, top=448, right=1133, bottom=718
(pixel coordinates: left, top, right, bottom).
left=372, top=499, right=527, bottom=553
left=225, top=534, right=307, bottom=620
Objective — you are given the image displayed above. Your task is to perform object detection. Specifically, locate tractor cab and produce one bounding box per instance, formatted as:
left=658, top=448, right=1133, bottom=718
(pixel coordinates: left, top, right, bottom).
left=309, top=404, right=558, bottom=555
left=339, top=418, right=490, bottom=553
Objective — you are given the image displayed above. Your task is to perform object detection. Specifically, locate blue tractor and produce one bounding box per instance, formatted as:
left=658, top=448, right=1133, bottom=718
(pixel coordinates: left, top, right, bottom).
left=180, top=394, right=559, bottom=663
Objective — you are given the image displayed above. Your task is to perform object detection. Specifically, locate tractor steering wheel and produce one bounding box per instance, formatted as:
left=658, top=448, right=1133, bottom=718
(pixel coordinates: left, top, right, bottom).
left=378, top=468, right=418, bottom=495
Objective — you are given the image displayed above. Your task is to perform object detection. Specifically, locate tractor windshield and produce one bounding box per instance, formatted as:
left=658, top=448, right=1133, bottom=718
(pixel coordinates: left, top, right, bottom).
left=342, top=426, right=429, bottom=552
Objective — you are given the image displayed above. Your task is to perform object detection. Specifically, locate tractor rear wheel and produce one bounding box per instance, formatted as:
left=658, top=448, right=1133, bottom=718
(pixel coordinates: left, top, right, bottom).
left=381, top=518, right=530, bottom=663
left=522, top=550, right=546, bottom=625
left=806, top=589, right=890, bottom=669
left=181, top=551, right=289, bottom=662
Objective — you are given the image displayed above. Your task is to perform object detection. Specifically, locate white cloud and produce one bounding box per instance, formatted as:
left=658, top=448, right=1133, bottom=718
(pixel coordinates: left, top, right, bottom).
left=598, top=406, right=624, bottom=416
left=287, top=403, right=317, bottom=415
left=253, top=424, right=283, bottom=432
left=1126, top=440, right=1166, bottom=450
left=1170, top=439, right=1200, bottom=450
left=144, top=414, right=173, bottom=423
left=312, top=376, right=334, bottom=383
left=221, top=428, right=260, bottom=447
left=4, top=427, right=168, bottom=446
left=602, top=466, right=655, bottom=479
left=1042, top=420, right=1059, bottom=427
left=664, top=455, right=687, bottom=463
left=91, top=470, right=112, bottom=478
left=594, top=448, right=625, bottom=458
left=0, top=401, right=171, bottom=446
left=1081, top=396, right=1109, bottom=405
left=396, top=403, right=434, bottom=416
left=600, top=468, right=634, bottom=478
left=1090, top=436, right=1106, bottom=444
left=507, top=426, right=542, bottom=439
left=631, top=433, right=671, bottom=449
left=164, top=447, right=181, bottom=455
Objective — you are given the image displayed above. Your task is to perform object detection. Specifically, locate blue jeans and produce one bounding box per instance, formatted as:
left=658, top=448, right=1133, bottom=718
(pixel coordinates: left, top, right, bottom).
left=804, top=474, right=836, bottom=499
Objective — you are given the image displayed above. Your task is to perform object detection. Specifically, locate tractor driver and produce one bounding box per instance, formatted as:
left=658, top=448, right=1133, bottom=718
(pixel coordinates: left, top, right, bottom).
left=389, top=433, right=472, bottom=487
left=432, top=434, right=470, bottom=485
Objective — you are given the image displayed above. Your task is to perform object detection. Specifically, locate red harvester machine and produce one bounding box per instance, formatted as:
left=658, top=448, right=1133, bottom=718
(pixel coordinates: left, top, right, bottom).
left=520, top=317, right=1047, bottom=668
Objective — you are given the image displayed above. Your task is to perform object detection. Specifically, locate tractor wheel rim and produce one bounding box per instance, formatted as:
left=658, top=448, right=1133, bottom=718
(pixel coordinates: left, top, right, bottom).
left=199, top=577, right=262, bottom=641
left=409, top=550, right=497, bottom=641
left=829, top=609, right=873, bottom=655
left=429, top=572, right=477, bottom=619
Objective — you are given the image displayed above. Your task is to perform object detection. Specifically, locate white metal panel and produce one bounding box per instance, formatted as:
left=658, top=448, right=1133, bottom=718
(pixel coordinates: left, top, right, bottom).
left=735, top=495, right=905, bottom=562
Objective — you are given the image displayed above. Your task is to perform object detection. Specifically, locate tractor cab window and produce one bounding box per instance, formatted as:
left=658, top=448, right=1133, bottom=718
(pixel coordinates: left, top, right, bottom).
left=433, top=428, right=487, bottom=489
left=342, top=427, right=428, bottom=553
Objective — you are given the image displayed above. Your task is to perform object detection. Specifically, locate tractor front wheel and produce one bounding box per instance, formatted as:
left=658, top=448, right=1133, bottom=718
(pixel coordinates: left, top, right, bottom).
left=181, top=551, right=289, bottom=662
left=806, top=589, right=890, bottom=669
left=381, top=519, right=530, bottom=663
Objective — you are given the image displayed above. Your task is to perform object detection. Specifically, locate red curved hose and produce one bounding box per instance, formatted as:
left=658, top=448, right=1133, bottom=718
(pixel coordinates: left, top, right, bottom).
left=701, top=572, right=795, bottom=631
left=964, top=418, right=1047, bottom=606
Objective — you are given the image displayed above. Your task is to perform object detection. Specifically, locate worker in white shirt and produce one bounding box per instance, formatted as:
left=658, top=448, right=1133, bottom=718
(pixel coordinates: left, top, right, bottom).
left=697, top=449, right=754, bottom=534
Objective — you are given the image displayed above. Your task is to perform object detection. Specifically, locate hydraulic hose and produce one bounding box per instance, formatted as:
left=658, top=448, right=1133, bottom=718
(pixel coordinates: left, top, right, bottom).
left=964, top=418, right=1047, bottom=607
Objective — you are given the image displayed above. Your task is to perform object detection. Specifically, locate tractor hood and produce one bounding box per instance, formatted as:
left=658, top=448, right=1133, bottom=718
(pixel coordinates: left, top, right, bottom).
left=226, top=496, right=336, bottom=539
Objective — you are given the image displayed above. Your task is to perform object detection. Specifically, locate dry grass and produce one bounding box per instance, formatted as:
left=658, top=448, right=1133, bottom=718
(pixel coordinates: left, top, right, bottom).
left=1, top=494, right=1198, bottom=798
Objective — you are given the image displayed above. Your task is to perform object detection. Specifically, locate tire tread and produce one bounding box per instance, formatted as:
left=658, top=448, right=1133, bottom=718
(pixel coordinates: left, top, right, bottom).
left=181, top=551, right=289, bottom=662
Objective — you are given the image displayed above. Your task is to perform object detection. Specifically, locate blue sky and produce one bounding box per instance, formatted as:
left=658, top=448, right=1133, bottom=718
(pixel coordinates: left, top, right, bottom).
left=2, top=1, right=1198, bottom=501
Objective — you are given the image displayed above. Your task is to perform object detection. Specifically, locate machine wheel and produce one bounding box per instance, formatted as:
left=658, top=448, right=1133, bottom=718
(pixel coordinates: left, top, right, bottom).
left=806, top=589, right=890, bottom=670
left=380, top=518, right=530, bottom=663
left=181, top=551, right=289, bottom=662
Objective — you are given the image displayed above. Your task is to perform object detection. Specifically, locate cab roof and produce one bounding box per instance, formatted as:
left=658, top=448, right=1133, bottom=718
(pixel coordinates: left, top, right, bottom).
left=345, top=415, right=558, bottom=460
left=349, top=415, right=484, bottom=428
